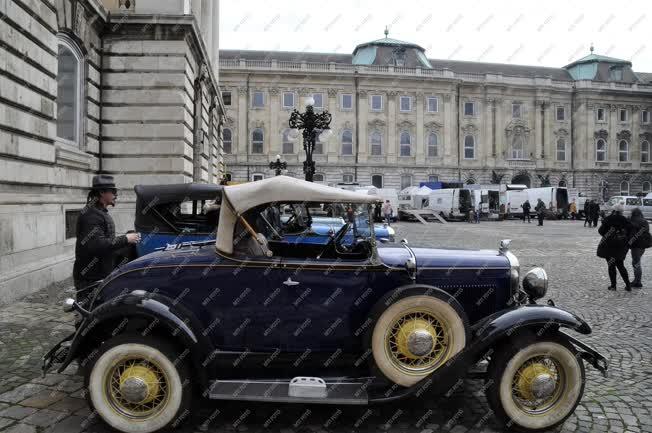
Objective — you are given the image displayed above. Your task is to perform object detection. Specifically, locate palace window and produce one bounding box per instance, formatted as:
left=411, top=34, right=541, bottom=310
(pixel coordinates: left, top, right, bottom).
left=400, top=174, right=412, bottom=190
left=619, top=140, right=629, bottom=162
left=596, top=108, right=605, bottom=122
left=642, top=141, right=650, bottom=163
left=251, top=128, right=264, bottom=153
left=341, top=130, right=353, bottom=155
left=596, top=139, right=606, bottom=161
left=399, top=131, right=411, bottom=156
left=556, top=106, right=565, bottom=121
left=427, top=97, right=438, bottom=113
left=251, top=173, right=264, bottom=182
left=556, top=138, right=566, bottom=161
left=400, top=96, right=411, bottom=112
left=641, top=110, right=650, bottom=124
left=222, top=91, right=231, bottom=106
left=427, top=132, right=438, bottom=157
left=252, top=91, right=264, bottom=108
left=371, top=95, right=383, bottom=111
left=512, top=103, right=521, bottom=119
left=312, top=93, right=323, bottom=109
left=642, top=181, right=651, bottom=193
left=428, top=175, right=439, bottom=182
left=610, top=67, right=624, bottom=81
left=282, top=92, right=295, bottom=109
left=223, top=128, right=232, bottom=154
left=620, top=181, right=630, bottom=195
left=464, top=135, right=475, bottom=159
left=314, top=132, right=324, bottom=154
left=464, top=102, right=475, bottom=116
left=341, top=94, right=353, bottom=110
left=343, top=173, right=354, bottom=183
left=370, top=130, right=382, bottom=155
left=56, top=34, right=84, bottom=147
left=511, top=136, right=524, bottom=159
left=371, top=174, right=383, bottom=188
left=282, top=129, right=293, bottom=154
left=620, top=109, right=628, bottom=122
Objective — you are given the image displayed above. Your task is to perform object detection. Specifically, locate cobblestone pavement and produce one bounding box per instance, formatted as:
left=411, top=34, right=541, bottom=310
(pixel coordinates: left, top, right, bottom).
left=0, top=219, right=650, bottom=433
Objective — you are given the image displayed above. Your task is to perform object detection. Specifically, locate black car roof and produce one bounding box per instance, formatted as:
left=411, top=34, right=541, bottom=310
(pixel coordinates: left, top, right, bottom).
left=134, top=183, right=223, bottom=206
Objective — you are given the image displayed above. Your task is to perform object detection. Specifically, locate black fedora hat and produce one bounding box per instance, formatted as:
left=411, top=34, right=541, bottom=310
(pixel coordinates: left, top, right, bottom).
left=91, top=175, right=117, bottom=190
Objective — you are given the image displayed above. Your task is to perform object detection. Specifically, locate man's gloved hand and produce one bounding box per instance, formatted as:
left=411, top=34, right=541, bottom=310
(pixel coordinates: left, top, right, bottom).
left=126, top=233, right=141, bottom=244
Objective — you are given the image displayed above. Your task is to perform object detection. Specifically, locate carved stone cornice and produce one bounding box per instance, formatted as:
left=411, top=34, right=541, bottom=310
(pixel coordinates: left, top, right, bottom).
left=553, top=128, right=569, bottom=137
left=397, top=120, right=415, bottom=129
left=268, top=87, right=279, bottom=96
left=237, top=87, right=248, bottom=95
left=640, top=132, right=652, bottom=141
left=462, top=123, right=479, bottom=135
left=609, top=104, right=618, bottom=112
left=368, top=119, right=386, bottom=128
left=387, top=90, right=398, bottom=97
left=424, top=120, right=443, bottom=130
left=251, top=120, right=265, bottom=129
left=535, top=99, right=549, bottom=108
left=594, top=129, right=609, bottom=139
left=632, top=105, right=642, bottom=112
left=359, top=90, right=368, bottom=97
left=342, top=120, right=354, bottom=130
left=505, top=119, right=531, bottom=138
left=617, top=130, right=632, bottom=141
left=327, top=88, right=338, bottom=97
left=443, top=94, right=452, bottom=102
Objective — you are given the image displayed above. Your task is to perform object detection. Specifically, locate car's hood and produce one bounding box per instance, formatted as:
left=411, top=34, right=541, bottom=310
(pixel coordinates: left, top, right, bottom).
left=378, top=246, right=509, bottom=268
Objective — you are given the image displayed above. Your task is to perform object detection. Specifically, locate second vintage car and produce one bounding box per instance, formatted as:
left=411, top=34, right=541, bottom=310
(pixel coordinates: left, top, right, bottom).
left=44, top=176, right=607, bottom=433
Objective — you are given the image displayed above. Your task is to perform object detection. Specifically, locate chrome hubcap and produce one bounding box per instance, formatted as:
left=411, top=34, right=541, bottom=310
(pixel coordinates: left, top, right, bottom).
left=120, top=377, right=149, bottom=403
left=406, top=329, right=434, bottom=357
left=531, top=373, right=556, bottom=399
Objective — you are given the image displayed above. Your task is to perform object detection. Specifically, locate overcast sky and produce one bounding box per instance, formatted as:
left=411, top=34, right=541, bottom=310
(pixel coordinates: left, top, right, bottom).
left=220, top=0, right=652, bottom=72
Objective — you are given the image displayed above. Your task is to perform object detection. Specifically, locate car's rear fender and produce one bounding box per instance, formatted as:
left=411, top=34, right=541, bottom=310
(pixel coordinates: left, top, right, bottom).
left=58, top=292, right=215, bottom=388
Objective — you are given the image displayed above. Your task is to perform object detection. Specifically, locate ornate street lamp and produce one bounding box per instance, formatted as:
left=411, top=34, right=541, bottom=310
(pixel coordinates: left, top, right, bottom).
left=288, top=96, right=332, bottom=182
left=269, top=154, right=287, bottom=176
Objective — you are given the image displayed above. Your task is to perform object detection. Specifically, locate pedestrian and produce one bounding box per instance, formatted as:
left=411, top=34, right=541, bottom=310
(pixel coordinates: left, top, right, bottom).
left=73, top=175, right=140, bottom=305
left=374, top=203, right=382, bottom=222
left=382, top=200, right=393, bottom=225
left=522, top=200, right=531, bottom=223
left=535, top=199, right=546, bottom=226
left=475, top=202, right=481, bottom=223
left=628, top=208, right=652, bottom=288
left=591, top=200, right=601, bottom=227
left=597, top=204, right=632, bottom=291
left=584, top=199, right=591, bottom=227
left=569, top=199, right=578, bottom=220
left=506, top=202, right=511, bottom=220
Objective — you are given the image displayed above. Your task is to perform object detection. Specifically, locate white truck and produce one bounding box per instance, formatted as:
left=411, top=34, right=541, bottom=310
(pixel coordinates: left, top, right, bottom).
left=500, top=190, right=529, bottom=218
left=526, top=187, right=570, bottom=218
left=426, top=188, right=474, bottom=220
left=398, top=186, right=433, bottom=220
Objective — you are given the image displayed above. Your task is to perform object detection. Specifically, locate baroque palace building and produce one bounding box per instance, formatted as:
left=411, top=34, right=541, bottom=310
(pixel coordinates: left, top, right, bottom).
left=0, top=0, right=226, bottom=300
left=219, top=32, right=652, bottom=197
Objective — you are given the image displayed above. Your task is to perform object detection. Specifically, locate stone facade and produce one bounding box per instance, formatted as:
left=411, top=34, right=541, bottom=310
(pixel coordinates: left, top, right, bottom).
left=219, top=43, right=652, bottom=199
left=0, top=0, right=226, bottom=302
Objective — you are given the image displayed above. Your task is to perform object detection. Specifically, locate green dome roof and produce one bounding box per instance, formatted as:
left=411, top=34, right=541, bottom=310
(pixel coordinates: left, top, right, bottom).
left=564, top=53, right=631, bottom=69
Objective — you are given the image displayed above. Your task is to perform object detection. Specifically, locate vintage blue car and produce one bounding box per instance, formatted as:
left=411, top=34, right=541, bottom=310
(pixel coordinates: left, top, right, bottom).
left=43, top=176, right=607, bottom=433
left=134, top=183, right=394, bottom=256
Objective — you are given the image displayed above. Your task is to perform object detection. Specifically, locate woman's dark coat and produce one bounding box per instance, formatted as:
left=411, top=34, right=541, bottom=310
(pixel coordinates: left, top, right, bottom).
left=597, top=213, right=631, bottom=260
left=628, top=215, right=651, bottom=249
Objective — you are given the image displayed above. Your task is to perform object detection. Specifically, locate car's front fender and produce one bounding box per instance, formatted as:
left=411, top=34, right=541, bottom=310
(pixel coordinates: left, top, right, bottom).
left=55, top=292, right=214, bottom=386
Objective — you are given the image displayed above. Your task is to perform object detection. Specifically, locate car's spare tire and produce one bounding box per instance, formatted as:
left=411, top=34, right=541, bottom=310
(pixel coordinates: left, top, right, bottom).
left=370, top=292, right=469, bottom=387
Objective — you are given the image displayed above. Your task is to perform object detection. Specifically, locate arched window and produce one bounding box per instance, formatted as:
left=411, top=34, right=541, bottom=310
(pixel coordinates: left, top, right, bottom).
left=281, top=129, right=293, bottom=154
left=222, top=128, right=232, bottom=154
left=620, top=181, right=630, bottom=195
left=511, top=136, right=524, bottom=159
left=399, top=131, right=411, bottom=156
left=341, top=130, right=353, bottom=155
left=641, top=141, right=650, bottom=163
left=370, top=130, right=382, bottom=155
left=619, top=140, right=629, bottom=162
left=251, top=128, right=264, bottom=153
left=464, top=135, right=475, bottom=159
left=313, top=173, right=325, bottom=182
left=556, top=138, right=566, bottom=161
left=642, top=181, right=651, bottom=193
left=56, top=34, right=84, bottom=147
left=427, top=132, right=438, bottom=157
left=371, top=174, right=383, bottom=188
left=596, top=139, right=606, bottom=161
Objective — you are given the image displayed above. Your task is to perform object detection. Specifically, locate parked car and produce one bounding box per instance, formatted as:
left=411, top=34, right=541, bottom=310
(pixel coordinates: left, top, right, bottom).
left=605, top=195, right=642, bottom=217
left=134, top=183, right=393, bottom=257
left=44, top=176, right=607, bottom=433
left=642, top=196, right=652, bottom=220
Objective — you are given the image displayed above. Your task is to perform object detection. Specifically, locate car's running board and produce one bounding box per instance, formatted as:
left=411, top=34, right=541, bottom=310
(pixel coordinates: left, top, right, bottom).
left=208, top=377, right=369, bottom=405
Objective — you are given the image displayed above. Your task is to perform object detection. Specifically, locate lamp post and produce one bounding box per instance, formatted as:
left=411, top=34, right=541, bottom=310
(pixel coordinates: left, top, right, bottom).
left=288, top=96, right=332, bottom=182
left=269, top=154, right=287, bottom=176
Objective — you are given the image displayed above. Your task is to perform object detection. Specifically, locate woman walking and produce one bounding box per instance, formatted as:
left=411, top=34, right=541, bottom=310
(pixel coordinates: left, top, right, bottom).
left=597, top=204, right=632, bottom=291
left=628, top=208, right=652, bottom=288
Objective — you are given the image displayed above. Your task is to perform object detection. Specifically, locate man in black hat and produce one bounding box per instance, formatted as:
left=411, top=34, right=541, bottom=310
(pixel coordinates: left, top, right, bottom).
left=73, top=175, right=140, bottom=304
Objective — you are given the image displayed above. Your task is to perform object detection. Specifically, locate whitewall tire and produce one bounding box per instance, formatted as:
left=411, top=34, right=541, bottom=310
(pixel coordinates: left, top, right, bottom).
left=85, top=335, right=191, bottom=433
left=371, top=294, right=467, bottom=387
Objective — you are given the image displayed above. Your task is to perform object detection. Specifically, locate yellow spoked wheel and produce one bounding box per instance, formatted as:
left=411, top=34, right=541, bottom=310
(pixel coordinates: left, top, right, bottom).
left=385, top=309, right=451, bottom=373
left=105, top=357, right=170, bottom=419
left=486, top=337, right=585, bottom=432
left=371, top=295, right=467, bottom=387
left=87, top=335, right=191, bottom=433
left=511, top=356, right=564, bottom=415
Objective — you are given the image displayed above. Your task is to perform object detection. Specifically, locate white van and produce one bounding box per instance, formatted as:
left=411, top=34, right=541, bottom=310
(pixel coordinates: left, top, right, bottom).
left=605, top=196, right=642, bottom=217
left=642, top=195, right=652, bottom=220
left=500, top=190, right=528, bottom=217
left=427, top=188, right=474, bottom=220
left=526, top=187, right=570, bottom=217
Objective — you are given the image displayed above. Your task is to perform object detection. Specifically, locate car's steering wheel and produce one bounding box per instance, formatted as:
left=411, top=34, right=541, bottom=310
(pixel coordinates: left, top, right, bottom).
left=317, top=222, right=351, bottom=259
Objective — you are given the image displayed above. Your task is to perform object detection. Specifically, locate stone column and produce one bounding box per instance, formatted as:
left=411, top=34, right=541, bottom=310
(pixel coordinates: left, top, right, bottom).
left=495, top=98, right=504, bottom=162
left=212, top=0, right=219, bottom=80
left=415, top=92, right=425, bottom=164
left=201, top=0, right=213, bottom=57
left=443, top=94, right=453, bottom=162
left=483, top=97, right=493, bottom=166
left=191, top=0, right=202, bottom=27
left=327, top=88, right=338, bottom=160
left=542, top=102, right=551, bottom=168
left=632, top=105, right=640, bottom=169
left=237, top=87, right=248, bottom=164
left=582, top=100, right=594, bottom=171
left=534, top=99, right=543, bottom=163
left=387, top=91, right=397, bottom=164
left=609, top=104, right=618, bottom=162
left=357, top=90, right=368, bottom=163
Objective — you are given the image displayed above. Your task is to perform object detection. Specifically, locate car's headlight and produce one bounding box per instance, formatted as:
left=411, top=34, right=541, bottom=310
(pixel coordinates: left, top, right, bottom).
left=522, top=267, right=548, bottom=300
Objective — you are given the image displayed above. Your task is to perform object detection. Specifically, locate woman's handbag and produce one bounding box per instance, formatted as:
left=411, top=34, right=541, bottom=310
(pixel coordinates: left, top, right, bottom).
left=597, top=227, right=628, bottom=259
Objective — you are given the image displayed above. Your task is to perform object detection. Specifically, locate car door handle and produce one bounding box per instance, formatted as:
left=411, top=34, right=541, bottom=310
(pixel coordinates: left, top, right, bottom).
left=283, top=277, right=300, bottom=286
